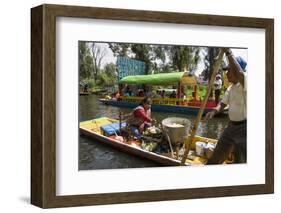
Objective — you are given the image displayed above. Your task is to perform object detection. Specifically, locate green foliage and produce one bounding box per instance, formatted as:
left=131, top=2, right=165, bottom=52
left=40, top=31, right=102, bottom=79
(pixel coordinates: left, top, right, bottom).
left=79, top=41, right=109, bottom=85
left=202, top=47, right=226, bottom=81
left=79, top=78, right=96, bottom=92
left=79, top=42, right=94, bottom=79
left=90, top=43, right=107, bottom=82
left=168, top=46, right=201, bottom=72
left=153, top=46, right=166, bottom=62
left=104, top=63, right=117, bottom=78
left=96, top=73, right=106, bottom=86
left=85, top=79, right=96, bottom=88
left=96, top=63, right=118, bottom=87
left=108, top=43, right=130, bottom=57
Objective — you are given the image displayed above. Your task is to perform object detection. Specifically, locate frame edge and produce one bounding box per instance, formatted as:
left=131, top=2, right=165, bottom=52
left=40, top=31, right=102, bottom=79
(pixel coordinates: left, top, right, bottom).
left=265, top=19, right=274, bottom=194
left=31, top=5, right=44, bottom=208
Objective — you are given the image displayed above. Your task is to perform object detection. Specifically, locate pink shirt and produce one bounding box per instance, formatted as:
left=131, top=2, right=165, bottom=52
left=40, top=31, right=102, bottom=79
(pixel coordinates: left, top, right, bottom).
left=134, top=107, right=152, bottom=123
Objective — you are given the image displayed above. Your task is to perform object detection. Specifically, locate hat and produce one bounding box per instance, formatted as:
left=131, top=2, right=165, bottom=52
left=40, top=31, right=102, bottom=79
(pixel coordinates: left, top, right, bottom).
left=223, top=56, right=247, bottom=71
left=216, top=74, right=221, bottom=78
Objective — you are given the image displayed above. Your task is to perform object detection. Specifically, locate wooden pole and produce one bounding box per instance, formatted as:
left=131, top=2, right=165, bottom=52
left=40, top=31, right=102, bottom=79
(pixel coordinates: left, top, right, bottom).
left=180, top=49, right=225, bottom=165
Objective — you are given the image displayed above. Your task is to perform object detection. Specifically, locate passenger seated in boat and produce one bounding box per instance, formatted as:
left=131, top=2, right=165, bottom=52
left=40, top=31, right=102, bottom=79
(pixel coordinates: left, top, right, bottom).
left=138, top=89, right=145, bottom=97
left=146, top=90, right=155, bottom=98
left=169, top=91, right=177, bottom=98
left=124, top=86, right=133, bottom=96
left=155, top=90, right=162, bottom=98
left=126, top=97, right=154, bottom=140
left=180, top=92, right=187, bottom=99
left=179, top=92, right=187, bottom=105
left=112, top=92, right=120, bottom=101
left=189, top=91, right=199, bottom=102
left=161, top=90, right=165, bottom=98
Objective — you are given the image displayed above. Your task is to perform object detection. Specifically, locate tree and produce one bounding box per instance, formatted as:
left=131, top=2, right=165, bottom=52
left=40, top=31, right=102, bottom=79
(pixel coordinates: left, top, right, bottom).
left=79, top=42, right=94, bottom=80
left=90, top=43, right=107, bottom=82
left=108, top=43, right=130, bottom=57
left=104, top=63, right=117, bottom=78
left=96, top=63, right=117, bottom=87
left=130, top=44, right=153, bottom=74
left=203, top=47, right=223, bottom=80
left=168, top=46, right=201, bottom=72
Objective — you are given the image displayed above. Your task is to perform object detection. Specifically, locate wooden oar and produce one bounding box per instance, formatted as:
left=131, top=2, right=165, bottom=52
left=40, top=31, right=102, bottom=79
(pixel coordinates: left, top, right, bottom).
left=180, top=49, right=225, bottom=165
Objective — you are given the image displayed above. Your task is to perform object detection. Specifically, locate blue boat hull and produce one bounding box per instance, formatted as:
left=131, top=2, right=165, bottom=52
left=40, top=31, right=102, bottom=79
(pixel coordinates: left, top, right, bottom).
left=99, top=99, right=213, bottom=115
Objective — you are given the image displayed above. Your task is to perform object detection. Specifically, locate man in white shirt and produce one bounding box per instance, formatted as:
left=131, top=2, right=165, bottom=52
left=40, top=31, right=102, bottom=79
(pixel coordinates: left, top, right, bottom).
left=214, top=74, right=222, bottom=104
left=205, top=48, right=247, bottom=164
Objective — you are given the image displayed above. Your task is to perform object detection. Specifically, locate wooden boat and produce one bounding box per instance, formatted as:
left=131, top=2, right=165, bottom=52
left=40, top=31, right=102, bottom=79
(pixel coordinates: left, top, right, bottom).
left=79, top=91, right=91, bottom=96
left=99, top=98, right=214, bottom=115
left=91, top=88, right=107, bottom=95
left=80, top=117, right=222, bottom=166
left=80, top=89, right=107, bottom=96
left=100, top=72, right=219, bottom=115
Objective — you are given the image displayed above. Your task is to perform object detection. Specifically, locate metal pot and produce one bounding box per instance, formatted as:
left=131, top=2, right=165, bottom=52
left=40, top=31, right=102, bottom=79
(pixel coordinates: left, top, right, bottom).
left=162, top=117, right=191, bottom=145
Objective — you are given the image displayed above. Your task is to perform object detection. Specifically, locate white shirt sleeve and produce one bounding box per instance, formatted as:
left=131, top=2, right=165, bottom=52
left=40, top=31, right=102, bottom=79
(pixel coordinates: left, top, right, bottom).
left=221, top=86, right=231, bottom=105
left=243, top=72, right=247, bottom=92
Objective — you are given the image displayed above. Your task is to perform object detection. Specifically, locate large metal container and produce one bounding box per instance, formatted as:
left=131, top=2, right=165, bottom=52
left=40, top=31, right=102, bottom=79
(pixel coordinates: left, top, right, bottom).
left=162, top=117, right=191, bottom=145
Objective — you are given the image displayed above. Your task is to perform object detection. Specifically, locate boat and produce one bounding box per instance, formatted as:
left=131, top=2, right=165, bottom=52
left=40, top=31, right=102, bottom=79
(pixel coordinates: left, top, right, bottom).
left=99, top=72, right=218, bottom=115
left=79, top=117, right=226, bottom=166
left=99, top=98, right=215, bottom=115
left=91, top=88, right=108, bottom=95
left=80, top=88, right=108, bottom=96
left=79, top=92, right=91, bottom=96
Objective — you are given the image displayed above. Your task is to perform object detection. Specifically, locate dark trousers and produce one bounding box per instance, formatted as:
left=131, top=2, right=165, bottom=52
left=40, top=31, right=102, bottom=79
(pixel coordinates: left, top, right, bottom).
left=215, top=89, right=221, bottom=105
left=207, top=121, right=247, bottom=164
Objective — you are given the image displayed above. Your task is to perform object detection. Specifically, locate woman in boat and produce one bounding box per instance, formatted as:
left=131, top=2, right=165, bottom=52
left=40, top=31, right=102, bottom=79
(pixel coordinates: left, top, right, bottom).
left=111, top=91, right=120, bottom=101
left=126, top=97, right=154, bottom=140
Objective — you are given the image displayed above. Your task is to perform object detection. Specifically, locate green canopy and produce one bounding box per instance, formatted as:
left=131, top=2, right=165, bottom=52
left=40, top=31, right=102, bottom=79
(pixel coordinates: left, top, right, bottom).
left=119, top=72, right=197, bottom=85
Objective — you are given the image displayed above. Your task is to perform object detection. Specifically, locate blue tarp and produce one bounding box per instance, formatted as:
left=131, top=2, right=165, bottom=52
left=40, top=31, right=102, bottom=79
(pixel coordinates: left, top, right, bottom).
left=100, top=122, right=126, bottom=136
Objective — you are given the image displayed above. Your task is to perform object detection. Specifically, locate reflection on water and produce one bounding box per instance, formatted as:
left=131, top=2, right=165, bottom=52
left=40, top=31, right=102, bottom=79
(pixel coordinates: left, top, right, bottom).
left=79, top=137, right=158, bottom=170
left=79, top=95, right=228, bottom=170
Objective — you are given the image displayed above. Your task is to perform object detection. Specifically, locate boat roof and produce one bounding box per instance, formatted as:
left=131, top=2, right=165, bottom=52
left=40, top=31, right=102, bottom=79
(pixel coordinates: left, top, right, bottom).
left=119, top=72, right=197, bottom=85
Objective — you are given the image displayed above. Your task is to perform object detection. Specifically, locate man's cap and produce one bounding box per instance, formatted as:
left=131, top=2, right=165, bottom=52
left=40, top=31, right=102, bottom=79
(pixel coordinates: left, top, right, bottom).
left=223, top=56, right=247, bottom=71
left=216, top=74, right=221, bottom=78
